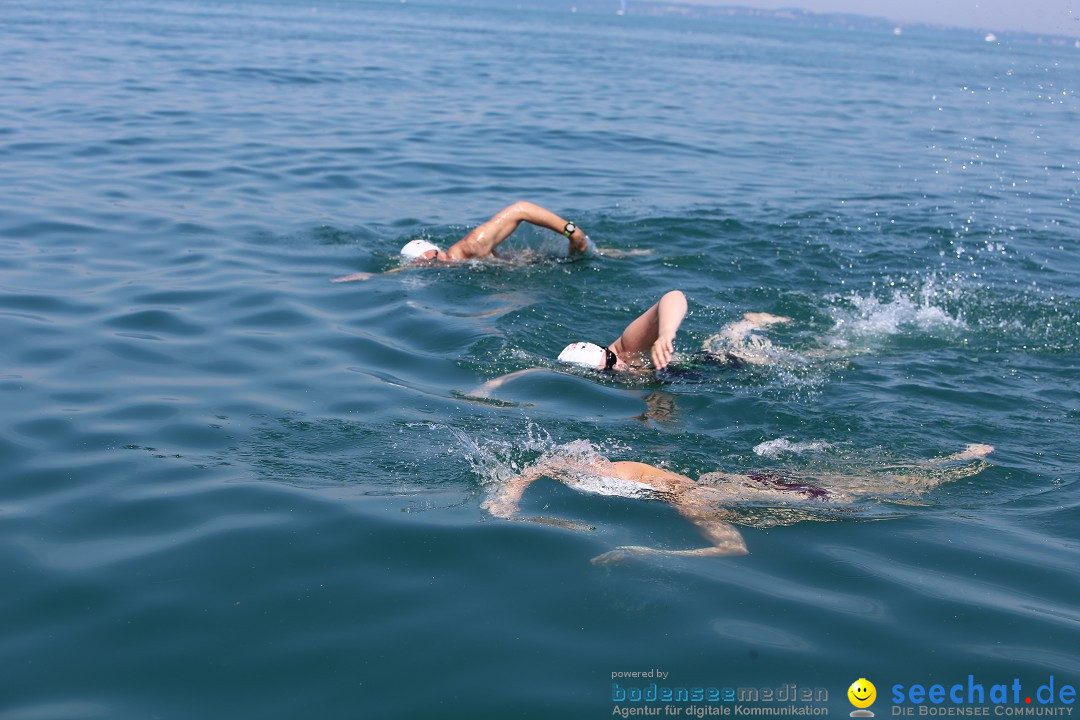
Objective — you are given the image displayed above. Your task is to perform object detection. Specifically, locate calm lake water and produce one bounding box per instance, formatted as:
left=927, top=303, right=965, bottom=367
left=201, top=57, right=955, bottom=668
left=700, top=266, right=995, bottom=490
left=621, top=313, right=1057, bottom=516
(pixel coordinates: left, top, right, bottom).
left=1, top=1, right=1078, bottom=718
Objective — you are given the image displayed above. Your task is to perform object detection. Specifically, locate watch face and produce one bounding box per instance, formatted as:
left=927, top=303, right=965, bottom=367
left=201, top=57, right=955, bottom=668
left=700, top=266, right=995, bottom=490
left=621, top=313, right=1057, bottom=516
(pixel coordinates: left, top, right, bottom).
left=565, top=223, right=575, bottom=235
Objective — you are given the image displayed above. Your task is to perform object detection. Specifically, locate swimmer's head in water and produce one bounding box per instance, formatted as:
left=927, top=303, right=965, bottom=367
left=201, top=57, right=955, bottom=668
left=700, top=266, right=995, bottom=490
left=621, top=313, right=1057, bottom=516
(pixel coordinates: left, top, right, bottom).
left=400, top=239, right=442, bottom=261
left=558, top=342, right=616, bottom=370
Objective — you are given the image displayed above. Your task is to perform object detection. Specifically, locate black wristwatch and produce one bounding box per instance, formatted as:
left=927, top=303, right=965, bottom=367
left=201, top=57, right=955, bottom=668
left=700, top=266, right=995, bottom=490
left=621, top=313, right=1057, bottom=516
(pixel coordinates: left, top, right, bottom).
left=562, top=221, right=577, bottom=238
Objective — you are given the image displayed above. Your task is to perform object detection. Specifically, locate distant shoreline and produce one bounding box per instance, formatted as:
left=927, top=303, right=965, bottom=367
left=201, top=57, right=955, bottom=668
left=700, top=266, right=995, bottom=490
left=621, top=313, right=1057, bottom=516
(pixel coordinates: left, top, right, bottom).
left=442, top=0, right=1080, bottom=45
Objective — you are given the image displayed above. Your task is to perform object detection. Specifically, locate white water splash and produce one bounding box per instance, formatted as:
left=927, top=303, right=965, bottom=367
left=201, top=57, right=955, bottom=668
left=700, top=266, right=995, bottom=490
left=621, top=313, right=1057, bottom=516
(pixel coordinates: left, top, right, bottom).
left=753, top=438, right=833, bottom=457
left=418, top=421, right=629, bottom=491
left=824, top=277, right=966, bottom=349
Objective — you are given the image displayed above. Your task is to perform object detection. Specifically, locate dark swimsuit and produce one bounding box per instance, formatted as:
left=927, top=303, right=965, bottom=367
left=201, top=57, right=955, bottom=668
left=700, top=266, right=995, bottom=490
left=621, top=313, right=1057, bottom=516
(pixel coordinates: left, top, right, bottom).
left=655, top=351, right=748, bottom=382
left=747, top=472, right=829, bottom=500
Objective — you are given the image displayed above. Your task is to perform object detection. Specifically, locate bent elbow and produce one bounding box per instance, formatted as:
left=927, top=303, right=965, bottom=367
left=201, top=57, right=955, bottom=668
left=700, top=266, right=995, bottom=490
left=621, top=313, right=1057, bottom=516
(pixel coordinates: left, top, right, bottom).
left=663, top=290, right=687, bottom=303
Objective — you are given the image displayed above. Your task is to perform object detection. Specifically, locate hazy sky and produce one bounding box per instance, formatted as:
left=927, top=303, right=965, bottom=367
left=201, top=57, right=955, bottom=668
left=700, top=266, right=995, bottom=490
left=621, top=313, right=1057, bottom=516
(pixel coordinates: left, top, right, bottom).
left=672, top=0, right=1080, bottom=36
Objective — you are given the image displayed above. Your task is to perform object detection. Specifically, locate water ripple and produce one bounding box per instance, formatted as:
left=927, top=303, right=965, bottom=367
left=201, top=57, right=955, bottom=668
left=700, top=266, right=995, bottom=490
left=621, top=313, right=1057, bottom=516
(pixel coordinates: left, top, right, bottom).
left=16, top=513, right=289, bottom=572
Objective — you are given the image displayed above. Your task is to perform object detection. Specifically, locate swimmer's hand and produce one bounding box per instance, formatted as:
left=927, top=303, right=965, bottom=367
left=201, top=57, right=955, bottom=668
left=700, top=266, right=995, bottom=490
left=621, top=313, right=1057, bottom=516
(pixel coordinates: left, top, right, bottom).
left=568, top=232, right=590, bottom=255
left=483, top=496, right=594, bottom=532
left=651, top=334, right=676, bottom=371
left=591, top=546, right=656, bottom=565
left=518, top=516, right=595, bottom=532
left=481, top=496, right=517, bottom=519
left=331, top=272, right=373, bottom=282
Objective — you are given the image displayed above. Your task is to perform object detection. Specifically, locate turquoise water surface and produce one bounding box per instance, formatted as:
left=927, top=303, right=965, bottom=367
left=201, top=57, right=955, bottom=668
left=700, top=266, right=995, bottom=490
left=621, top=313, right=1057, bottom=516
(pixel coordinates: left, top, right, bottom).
left=1, top=1, right=1078, bottom=718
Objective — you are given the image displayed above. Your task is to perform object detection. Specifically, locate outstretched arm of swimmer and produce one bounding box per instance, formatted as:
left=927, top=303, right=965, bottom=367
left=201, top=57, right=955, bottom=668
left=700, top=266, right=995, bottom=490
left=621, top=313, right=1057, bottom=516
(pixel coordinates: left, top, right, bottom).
left=592, top=501, right=748, bottom=564
left=331, top=265, right=415, bottom=282
left=611, top=290, right=687, bottom=370
left=670, top=504, right=749, bottom=557
left=482, top=463, right=597, bottom=533
left=469, top=368, right=550, bottom=399
left=586, top=461, right=748, bottom=561
left=331, top=272, right=374, bottom=282
left=447, top=201, right=589, bottom=259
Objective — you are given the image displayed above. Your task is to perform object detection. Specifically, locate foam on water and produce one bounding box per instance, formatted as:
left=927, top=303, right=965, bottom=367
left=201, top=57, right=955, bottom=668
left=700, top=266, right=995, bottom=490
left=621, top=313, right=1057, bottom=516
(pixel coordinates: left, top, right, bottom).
left=822, top=274, right=967, bottom=350
left=753, top=438, right=834, bottom=457
left=438, top=421, right=633, bottom=493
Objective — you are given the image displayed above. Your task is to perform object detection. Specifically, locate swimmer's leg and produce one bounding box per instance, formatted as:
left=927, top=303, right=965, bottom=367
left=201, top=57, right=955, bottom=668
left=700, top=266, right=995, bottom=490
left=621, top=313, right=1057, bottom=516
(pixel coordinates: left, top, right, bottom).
left=676, top=503, right=748, bottom=555
left=927, top=444, right=995, bottom=464
left=903, top=444, right=995, bottom=490
left=722, top=313, right=791, bottom=344
left=701, top=312, right=791, bottom=364
left=876, top=443, right=995, bottom=472
left=741, top=312, right=791, bottom=328
left=847, top=444, right=996, bottom=495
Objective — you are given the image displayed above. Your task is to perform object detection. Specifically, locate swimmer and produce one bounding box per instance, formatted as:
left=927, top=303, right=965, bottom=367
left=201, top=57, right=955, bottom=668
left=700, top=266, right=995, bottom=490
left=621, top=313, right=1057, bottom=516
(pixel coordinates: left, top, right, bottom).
left=482, top=443, right=994, bottom=563
left=332, top=201, right=590, bottom=282
left=559, top=289, right=690, bottom=372
left=469, top=289, right=688, bottom=401
left=557, top=302, right=797, bottom=374
left=473, top=297, right=791, bottom=399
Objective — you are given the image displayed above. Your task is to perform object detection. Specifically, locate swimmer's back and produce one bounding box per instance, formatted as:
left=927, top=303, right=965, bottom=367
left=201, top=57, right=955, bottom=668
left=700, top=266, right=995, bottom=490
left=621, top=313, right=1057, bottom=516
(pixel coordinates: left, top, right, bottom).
left=609, top=461, right=693, bottom=489
left=561, top=461, right=690, bottom=501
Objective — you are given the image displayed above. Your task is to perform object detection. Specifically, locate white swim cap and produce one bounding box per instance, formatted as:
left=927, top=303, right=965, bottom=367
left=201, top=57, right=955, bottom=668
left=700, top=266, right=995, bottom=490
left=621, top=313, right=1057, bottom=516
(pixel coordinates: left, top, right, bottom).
left=400, top=239, right=441, bottom=259
left=558, top=342, right=608, bottom=369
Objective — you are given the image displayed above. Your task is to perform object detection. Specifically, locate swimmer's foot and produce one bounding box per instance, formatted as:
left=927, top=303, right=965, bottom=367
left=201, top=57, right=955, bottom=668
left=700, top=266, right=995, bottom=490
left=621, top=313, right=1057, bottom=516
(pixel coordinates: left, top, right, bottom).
left=742, top=312, right=791, bottom=326
left=920, top=443, right=995, bottom=467
left=954, top=443, right=995, bottom=460
left=481, top=497, right=516, bottom=520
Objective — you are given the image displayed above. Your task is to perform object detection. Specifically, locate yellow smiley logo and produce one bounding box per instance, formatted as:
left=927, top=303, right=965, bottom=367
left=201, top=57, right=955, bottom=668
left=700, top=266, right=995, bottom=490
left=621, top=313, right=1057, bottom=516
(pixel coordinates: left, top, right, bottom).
left=848, top=678, right=877, bottom=709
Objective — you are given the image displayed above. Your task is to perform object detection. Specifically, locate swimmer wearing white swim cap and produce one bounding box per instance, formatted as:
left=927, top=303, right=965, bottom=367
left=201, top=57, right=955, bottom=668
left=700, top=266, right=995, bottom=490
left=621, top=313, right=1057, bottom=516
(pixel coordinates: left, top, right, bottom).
left=557, top=290, right=688, bottom=372
left=332, top=201, right=589, bottom=281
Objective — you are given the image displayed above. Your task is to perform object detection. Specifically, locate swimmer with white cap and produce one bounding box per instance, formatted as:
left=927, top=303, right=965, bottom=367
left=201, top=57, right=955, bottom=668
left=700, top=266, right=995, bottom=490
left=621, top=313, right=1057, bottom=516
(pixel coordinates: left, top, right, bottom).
left=333, top=201, right=590, bottom=281
left=557, top=303, right=799, bottom=374
left=475, top=289, right=691, bottom=399
left=557, top=290, right=689, bottom=373
left=398, top=239, right=443, bottom=261
left=474, top=295, right=799, bottom=400
left=473, top=290, right=689, bottom=399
